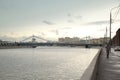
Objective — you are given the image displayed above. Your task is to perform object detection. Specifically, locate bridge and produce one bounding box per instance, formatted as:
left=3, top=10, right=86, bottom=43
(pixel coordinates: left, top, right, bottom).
left=0, top=35, right=103, bottom=48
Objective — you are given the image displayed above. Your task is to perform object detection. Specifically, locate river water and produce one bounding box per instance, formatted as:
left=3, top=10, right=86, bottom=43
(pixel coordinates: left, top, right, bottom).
left=0, top=46, right=99, bottom=80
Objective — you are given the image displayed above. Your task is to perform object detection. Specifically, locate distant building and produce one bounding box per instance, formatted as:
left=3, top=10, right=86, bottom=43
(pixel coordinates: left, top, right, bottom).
left=90, top=37, right=109, bottom=44
left=58, top=38, right=64, bottom=42
left=58, top=37, right=80, bottom=43
left=58, top=37, right=110, bottom=44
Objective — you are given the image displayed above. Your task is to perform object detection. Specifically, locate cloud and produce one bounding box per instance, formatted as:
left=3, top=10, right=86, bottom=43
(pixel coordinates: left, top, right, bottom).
left=0, top=35, right=17, bottom=41
left=84, top=20, right=109, bottom=25
left=49, top=27, right=73, bottom=35
left=67, top=13, right=71, bottom=17
left=38, top=32, right=46, bottom=36
left=60, top=27, right=72, bottom=30
left=50, top=29, right=59, bottom=35
left=67, top=20, right=74, bottom=23
left=67, top=13, right=82, bottom=23
left=98, top=28, right=106, bottom=32
left=42, top=20, right=55, bottom=25
left=84, top=19, right=120, bottom=25
left=67, top=13, right=74, bottom=23
left=75, top=15, right=82, bottom=20
left=40, top=32, right=45, bottom=36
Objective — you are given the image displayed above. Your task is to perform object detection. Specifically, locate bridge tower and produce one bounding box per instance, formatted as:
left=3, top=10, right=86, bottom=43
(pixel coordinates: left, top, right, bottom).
left=32, top=35, right=36, bottom=43
left=20, top=35, right=50, bottom=43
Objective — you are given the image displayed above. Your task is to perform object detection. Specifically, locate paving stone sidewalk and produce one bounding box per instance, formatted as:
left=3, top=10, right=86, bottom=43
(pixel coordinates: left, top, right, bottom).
left=97, top=48, right=120, bottom=80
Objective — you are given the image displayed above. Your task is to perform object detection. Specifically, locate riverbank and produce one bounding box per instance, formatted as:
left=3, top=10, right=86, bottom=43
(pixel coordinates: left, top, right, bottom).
left=80, top=48, right=102, bottom=80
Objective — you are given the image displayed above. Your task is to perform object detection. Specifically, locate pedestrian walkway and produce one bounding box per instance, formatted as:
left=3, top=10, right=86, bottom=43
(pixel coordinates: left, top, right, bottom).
left=97, top=48, right=120, bottom=80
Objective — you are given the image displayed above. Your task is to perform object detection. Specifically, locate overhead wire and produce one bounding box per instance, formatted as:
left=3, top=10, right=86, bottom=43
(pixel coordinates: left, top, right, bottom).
left=112, top=7, right=120, bottom=23
left=104, top=4, right=120, bottom=38
left=106, top=5, right=120, bottom=25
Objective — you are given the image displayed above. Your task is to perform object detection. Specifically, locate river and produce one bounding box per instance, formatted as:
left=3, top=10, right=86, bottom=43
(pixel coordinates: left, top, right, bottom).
left=0, top=46, right=99, bottom=80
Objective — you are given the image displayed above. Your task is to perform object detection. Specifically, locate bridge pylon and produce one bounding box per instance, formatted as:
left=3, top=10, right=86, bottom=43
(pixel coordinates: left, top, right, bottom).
left=20, top=35, right=50, bottom=43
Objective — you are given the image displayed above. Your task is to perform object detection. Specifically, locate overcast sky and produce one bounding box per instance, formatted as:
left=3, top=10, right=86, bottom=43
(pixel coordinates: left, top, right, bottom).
left=0, top=0, right=120, bottom=41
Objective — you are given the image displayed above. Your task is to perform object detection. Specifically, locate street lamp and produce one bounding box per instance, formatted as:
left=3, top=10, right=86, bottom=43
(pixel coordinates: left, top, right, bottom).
left=109, top=5, right=120, bottom=52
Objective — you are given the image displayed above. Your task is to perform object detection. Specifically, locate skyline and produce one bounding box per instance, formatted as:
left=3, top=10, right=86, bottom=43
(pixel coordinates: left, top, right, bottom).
left=0, top=0, right=120, bottom=41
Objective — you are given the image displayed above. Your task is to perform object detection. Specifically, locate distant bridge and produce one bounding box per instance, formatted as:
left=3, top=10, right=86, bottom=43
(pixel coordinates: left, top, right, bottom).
left=0, top=35, right=103, bottom=48
left=18, top=35, right=102, bottom=48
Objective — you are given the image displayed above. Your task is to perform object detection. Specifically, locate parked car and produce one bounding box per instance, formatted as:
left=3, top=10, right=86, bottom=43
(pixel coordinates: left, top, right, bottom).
left=114, top=46, right=120, bottom=51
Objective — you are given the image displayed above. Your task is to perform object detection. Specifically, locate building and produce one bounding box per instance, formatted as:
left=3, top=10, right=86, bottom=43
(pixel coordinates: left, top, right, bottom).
left=89, top=37, right=109, bottom=44
left=58, top=37, right=110, bottom=44
left=58, top=37, right=80, bottom=43
left=112, top=28, right=120, bottom=46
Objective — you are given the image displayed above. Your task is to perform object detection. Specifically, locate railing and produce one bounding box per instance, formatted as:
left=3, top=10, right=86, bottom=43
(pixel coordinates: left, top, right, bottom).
left=80, top=48, right=102, bottom=80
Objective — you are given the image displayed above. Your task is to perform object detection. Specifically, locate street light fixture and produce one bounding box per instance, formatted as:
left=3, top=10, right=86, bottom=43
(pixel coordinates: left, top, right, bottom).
left=109, top=5, right=120, bottom=52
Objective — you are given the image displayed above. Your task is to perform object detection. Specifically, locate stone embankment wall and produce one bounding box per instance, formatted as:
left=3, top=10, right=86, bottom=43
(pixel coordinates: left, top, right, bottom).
left=80, top=48, right=102, bottom=80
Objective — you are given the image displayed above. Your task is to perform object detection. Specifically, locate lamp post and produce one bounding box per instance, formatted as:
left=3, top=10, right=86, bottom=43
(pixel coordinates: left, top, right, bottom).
left=109, top=10, right=112, bottom=53
left=109, top=5, right=120, bottom=52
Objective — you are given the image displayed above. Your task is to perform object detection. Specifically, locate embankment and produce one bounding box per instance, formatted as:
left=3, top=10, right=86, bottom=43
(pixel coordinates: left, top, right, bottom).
left=80, top=48, right=102, bottom=80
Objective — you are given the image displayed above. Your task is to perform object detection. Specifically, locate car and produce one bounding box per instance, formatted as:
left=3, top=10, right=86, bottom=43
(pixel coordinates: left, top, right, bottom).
left=114, top=46, right=120, bottom=51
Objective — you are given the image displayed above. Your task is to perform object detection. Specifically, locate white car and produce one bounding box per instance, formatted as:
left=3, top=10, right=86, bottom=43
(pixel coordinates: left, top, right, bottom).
left=114, top=46, right=120, bottom=51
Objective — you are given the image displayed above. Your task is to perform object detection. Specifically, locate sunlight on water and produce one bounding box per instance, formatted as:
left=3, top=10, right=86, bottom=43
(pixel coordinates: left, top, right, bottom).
left=0, top=47, right=99, bottom=80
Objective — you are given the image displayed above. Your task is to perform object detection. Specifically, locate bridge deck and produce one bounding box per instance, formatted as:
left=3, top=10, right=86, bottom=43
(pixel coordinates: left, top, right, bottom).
left=97, top=48, right=120, bottom=80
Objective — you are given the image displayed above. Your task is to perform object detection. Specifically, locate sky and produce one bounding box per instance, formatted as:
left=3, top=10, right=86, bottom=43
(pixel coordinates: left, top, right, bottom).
left=0, top=0, right=120, bottom=41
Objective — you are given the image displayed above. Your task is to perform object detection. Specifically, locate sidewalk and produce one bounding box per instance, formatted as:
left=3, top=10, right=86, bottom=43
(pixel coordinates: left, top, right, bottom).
left=97, top=48, right=120, bottom=80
